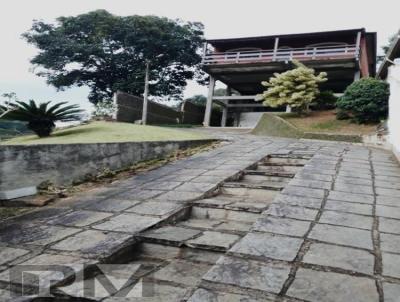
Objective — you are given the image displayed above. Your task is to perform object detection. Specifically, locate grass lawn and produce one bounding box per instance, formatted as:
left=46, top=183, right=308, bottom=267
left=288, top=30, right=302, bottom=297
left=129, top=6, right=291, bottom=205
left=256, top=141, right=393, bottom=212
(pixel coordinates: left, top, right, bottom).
left=279, top=110, right=378, bottom=135
left=1, top=121, right=209, bottom=145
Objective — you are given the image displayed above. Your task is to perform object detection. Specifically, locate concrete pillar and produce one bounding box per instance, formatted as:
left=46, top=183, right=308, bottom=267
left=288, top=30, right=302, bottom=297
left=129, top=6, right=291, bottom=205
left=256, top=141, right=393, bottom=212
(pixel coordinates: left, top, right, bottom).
left=220, top=86, right=231, bottom=127
left=203, top=76, right=216, bottom=127
left=286, top=105, right=292, bottom=113
left=354, top=70, right=361, bottom=81
left=221, top=107, right=228, bottom=127
left=235, top=112, right=241, bottom=127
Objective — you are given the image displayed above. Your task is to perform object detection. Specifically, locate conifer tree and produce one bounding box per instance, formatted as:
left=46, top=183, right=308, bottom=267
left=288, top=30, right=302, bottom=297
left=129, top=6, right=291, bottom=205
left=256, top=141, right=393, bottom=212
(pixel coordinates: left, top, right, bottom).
left=258, top=61, right=327, bottom=112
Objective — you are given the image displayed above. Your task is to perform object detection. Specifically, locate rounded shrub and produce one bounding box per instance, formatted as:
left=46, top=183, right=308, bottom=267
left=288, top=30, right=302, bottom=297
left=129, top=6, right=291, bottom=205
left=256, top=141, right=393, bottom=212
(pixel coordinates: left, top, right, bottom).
left=310, top=90, right=338, bottom=111
left=336, top=78, right=389, bottom=123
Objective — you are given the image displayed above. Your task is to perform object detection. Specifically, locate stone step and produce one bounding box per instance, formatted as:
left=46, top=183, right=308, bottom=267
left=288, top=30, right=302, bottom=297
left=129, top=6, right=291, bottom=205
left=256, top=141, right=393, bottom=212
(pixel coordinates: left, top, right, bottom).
left=222, top=181, right=284, bottom=191
left=219, top=185, right=279, bottom=202
left=138, top=224, right=242, bottom=252
left=243, top=169, right=296, bottom=178
left=257, top=164, right=303, bottom=174
left=263, top=156, right=309, bottom=166
left=241, top=174, right=291, bottom=186
left=193, top=195, right=270, bottom=213
left=191, top=206, right=260, bottom=224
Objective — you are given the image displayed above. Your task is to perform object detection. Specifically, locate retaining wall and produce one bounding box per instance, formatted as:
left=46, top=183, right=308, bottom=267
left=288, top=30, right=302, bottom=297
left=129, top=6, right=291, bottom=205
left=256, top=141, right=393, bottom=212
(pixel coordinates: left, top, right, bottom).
left=0, top=139, right=213, bottom=193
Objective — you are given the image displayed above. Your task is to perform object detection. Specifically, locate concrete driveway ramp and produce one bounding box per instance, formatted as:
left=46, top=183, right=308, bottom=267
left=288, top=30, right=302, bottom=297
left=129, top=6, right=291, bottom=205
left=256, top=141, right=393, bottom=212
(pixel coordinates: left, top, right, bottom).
left=252, top=113, right=303, bottom=138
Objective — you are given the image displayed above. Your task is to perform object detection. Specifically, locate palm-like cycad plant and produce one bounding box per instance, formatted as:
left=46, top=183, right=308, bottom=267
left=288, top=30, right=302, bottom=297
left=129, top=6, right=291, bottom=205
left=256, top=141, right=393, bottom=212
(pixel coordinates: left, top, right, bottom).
left=0, top=100, right=82, bottom=137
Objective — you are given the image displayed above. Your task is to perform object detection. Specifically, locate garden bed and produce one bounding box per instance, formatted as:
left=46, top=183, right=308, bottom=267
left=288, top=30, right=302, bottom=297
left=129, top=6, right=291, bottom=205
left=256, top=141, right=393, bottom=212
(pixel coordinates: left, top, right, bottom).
left=279, top=110, right=378, bottom=136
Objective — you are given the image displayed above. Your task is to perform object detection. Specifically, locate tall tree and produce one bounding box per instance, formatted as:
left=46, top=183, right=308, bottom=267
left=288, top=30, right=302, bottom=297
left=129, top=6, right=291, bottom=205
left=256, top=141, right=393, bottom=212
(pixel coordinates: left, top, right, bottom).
left=23, top=10, right=205, bottom=104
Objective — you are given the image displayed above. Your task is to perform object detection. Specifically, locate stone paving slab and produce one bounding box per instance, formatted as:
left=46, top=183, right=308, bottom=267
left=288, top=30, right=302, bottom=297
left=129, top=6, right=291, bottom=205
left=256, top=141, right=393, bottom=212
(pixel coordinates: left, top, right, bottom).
left=0, top=247, right=30, bottom=266
left=229, top=232, right=303, bottom=261
left=382, top=252, right=400, bottom=278
left=308, top=223, right=373, bottom=250
left=202, top=256, right=291, bottom=294
left=286, top=268, right=379, bottom=302
left=188, top=288, right=271, bottom=302
left=379, top=217, right=400, bottom=235
left=265, top=203, right=319, bottom=221
left=383, top=282, right=400, bottom=302
left=252, top=215, right=312, bottom=237
left=302, top=242, right=374, bottom=275
left=78, top=198, right=141, bottom=212
left=324, top=199, right=373, bottom=215
left=125, top=201, right=182, bottom=217
left=150, top=259, right=212, bottom=287
left=186, top=231, right=240, bottom=251
left=327, top=190, right=374, bottom=204
left=380, top=233, right=400, bottom=254
left=92, top=213, right=162, bottom=233
left=50, top=230, right=133, bottom=258
left=46, top=210, right=113, bottom=227
left=139, top=226, right=202, bottom=246
left=319, top=210, right=373, bottom=230
left=0, top=223, right=80, bottom=246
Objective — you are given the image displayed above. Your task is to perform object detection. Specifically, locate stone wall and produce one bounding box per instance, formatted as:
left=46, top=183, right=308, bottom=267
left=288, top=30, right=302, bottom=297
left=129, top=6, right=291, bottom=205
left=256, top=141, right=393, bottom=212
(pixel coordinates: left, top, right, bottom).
left=0, top=139, right=213, bottom=193
left=115, top=91, right=181, bottom=124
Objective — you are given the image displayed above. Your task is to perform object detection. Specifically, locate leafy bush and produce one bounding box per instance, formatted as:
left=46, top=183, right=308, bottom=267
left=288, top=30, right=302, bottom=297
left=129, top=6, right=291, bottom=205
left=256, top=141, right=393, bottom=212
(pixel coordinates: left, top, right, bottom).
left=258, top=61, right=327, bottom=112
left=336, top=78, right=389, bottom=123
left=310, top=90, right=338, bottom=111
left=0, top=100, right=82, bottom=137
left=336, top=110, right=350, bottom=120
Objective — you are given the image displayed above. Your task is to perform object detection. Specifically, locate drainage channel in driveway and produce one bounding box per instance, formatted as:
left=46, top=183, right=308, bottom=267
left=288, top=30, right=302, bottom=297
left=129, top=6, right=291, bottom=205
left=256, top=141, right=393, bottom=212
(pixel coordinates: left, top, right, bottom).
left=55, top=154, right=312, bottom=301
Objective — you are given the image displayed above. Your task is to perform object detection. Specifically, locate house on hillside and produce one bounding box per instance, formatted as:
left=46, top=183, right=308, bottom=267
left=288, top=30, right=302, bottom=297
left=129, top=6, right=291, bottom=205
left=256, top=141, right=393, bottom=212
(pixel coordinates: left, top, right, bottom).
left=202, top=28, right=377, bottom=127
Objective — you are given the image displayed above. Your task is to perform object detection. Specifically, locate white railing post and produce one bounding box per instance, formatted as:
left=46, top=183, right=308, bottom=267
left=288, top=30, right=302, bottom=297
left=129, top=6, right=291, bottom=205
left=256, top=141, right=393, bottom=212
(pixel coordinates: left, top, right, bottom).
left=312, top=47, right=317, bottom=60
left=236, top=52, right=240, bottom=63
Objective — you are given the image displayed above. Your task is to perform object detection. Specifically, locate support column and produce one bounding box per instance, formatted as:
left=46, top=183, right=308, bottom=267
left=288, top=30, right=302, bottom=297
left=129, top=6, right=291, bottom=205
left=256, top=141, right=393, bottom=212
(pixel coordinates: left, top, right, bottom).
left=354, top=70, right=361, bottom=81
left=221, top=86, right=231, bottom=127
left=355, top=31, right=362, bottom=60
left=203, top=76, right=216, bottom=127
left=221, top=107, right=228, bottom=127
left=272, top=37, right=279, bottom=61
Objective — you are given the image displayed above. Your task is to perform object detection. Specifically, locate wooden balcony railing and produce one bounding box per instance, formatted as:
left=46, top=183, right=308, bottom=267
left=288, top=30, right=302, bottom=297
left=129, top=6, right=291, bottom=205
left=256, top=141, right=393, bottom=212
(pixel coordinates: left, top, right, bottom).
left=202, top=45, right=359, bottom=65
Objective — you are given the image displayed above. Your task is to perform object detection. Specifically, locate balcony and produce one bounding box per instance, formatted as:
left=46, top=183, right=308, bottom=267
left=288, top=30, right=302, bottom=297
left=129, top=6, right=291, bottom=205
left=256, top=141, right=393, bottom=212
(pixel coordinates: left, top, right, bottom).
left=202, top=44, right=359, bottom=65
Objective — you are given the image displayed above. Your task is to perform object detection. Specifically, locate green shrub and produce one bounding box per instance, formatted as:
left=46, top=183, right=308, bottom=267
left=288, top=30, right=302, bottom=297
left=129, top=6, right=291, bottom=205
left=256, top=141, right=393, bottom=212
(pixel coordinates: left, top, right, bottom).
left=310, top=90, right=338, bottom=111
left=336, top=78, right=389, bottom=123
left=258, top=60, right=327, bottom=113
left=336, top=110, right=350, bottom=120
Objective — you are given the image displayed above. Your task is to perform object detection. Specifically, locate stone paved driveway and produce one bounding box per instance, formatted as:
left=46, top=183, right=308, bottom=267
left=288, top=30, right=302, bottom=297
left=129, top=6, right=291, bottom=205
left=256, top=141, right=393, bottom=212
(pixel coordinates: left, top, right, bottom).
left=0, top=130, right=399, bottom=301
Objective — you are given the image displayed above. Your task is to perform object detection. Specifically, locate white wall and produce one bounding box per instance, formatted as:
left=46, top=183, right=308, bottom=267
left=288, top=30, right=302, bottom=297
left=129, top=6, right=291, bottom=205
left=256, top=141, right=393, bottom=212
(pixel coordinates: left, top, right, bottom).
left=388, top=64, right=400, bottom=159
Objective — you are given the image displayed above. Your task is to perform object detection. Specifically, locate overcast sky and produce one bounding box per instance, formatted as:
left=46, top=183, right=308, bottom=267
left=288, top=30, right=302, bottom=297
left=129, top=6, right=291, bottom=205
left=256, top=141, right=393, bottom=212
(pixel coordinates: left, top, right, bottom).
left=0, top=0, right=398, bottom=112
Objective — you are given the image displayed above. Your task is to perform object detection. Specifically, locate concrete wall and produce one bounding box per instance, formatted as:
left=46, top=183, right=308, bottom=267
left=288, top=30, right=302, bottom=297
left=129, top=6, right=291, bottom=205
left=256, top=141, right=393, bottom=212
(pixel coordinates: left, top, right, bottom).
left=115, top=92, right=181, bottom=124
left=387, top=64, right=400, bottom=160
left=238, top=112, right=264, bottom=128
left=0, top=139, right=213, bottom=192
